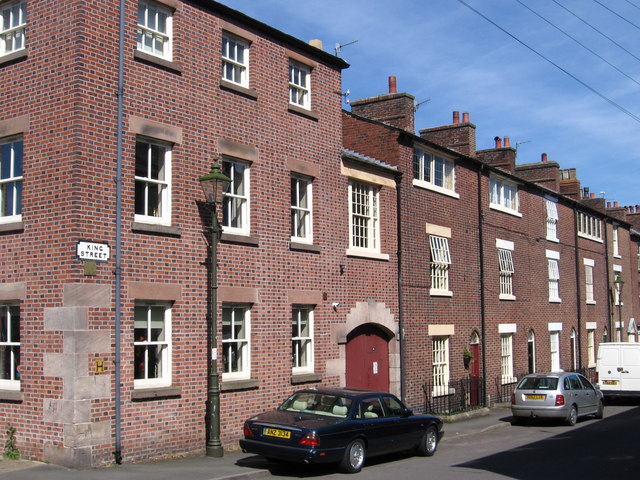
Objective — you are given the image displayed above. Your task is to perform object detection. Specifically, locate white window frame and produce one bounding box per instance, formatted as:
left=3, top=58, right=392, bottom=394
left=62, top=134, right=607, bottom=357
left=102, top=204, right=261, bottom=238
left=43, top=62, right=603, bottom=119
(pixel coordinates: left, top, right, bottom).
left=137, top=0, right=172, bottom=61
left=550, top=330, right=560, bottom=371
left=0, top=136, right=23, bottom=223
left=289, top=60, right=310, bottom=110
left=348, top=181, right=381, bottom=255
left=292, top=306, right=314, bottom=374
left=587, top=329, right=595, bottom=367
left=432, top=336, right=450, bottom=397
left=584, top=258, right=595, bottom=304
left=497, top=239, right=515, bottom=300
left=577, top=211, right=602, bottom=242
left=613, top=265, right=623, bottom=306
left=545, top=197, right=559, bottom=242
left=500, top=333, right=515, bottom=384
left=221, top=32, right=249, bottom=87
left=429, top=235, right=452, bottom=296
left=0, top=304, right=20, bottom=391
left=134, top=138, right=172, bottom=226
left=291, top=174, right=313, bottom=244
left=490, top=175, right=521, bottom=217
left=547, top=250, right=561, bottom=302
left=612, top=225, right=620, bottom=258
left=133, top=302, right=172, bottom=389
left=221, top=158, right=250, bottom=236
left=222, top=305, right=251, bottom=381
left=412, top=148, right=458, bottom=198
left=0, top=0, right=25, bottom=57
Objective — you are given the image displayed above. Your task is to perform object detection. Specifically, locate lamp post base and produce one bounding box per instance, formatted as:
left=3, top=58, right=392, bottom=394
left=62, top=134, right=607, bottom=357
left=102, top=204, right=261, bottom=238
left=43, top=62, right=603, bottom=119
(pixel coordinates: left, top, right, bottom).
left=206, top=444, right=224, bottom=458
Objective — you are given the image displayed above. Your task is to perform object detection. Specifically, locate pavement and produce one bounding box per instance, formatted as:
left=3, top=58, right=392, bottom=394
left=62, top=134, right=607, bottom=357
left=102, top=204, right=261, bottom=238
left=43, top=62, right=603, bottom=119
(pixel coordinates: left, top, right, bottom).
left=0, top=406, right=513, bottom=480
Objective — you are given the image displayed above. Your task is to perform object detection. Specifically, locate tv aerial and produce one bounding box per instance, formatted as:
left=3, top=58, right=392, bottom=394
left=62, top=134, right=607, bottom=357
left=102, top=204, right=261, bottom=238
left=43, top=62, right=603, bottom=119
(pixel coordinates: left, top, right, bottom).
left=335, top=40, right=358, bottom=56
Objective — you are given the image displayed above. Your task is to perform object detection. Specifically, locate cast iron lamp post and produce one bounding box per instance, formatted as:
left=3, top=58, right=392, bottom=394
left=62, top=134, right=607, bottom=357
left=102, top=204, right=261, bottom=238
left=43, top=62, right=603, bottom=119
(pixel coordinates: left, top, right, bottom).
left=199, top=161, right=231, bottom=458
left=614, top=273, right=624, bottom=342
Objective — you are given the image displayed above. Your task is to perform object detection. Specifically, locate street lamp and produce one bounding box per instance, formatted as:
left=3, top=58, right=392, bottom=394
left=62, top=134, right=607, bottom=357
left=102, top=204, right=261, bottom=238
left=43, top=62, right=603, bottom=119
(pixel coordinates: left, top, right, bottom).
left=199, top=160, right=231, bottom=458
left=614, top=273, right=624, bottom=342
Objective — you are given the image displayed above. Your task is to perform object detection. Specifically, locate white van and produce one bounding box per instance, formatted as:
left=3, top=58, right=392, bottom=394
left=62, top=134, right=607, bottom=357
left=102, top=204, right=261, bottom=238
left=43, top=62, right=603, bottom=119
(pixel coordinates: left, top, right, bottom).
left=596, top=343, right=640, bottom=399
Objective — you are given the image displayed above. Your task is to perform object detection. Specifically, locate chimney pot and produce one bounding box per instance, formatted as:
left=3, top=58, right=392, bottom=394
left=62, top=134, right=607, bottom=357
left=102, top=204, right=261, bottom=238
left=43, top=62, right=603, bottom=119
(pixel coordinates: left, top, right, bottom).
left=541, top=153, right=547, bottom=162
left=607, top=202, right=612, bottom=208
left=462, top=112, right=470, bottom=123
left=389, top=76, right=397, bottom=94
left=453, top=111, right=460, bottom=124
left=504, top=137, right=511, bottom=148
left=494, top=136, right=502, bottom=148
left=590, top=193, right=595, bottom=199
left=614, top=201, right=619, bottom=207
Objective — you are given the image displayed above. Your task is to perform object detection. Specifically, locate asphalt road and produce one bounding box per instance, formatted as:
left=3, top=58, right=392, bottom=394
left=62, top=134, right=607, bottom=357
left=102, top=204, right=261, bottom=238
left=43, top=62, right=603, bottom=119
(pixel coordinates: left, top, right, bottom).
left=260, top=403, right=639, bottom=479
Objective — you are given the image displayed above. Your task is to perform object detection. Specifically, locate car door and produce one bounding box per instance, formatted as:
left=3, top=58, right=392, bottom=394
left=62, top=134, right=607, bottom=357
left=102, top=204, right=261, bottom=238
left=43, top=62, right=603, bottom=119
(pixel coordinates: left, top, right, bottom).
left=567, top=374, right=588, bottom=412
left=578, top=374, right=598, bottom=413
left=356, top=396, right=398, bottom=456
left=381, top=395, right=417, bottom=451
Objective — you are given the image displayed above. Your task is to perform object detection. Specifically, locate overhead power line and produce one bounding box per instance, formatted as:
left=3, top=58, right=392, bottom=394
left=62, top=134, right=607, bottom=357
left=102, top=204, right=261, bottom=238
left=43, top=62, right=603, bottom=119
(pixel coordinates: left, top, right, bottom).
left=516, top=0, right=640, bottom=87
left=552, top=0, right=640, bottom=64
left=455, top=0, right=640, bottom=124
left=594, top=0, right=640, bottom=31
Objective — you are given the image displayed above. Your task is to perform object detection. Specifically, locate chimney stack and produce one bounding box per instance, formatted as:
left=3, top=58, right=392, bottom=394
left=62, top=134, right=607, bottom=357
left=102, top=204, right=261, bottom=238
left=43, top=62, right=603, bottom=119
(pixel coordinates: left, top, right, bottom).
left=419, top=111, right=477, bottom=156
left=388, top=75, right=397, bottom=94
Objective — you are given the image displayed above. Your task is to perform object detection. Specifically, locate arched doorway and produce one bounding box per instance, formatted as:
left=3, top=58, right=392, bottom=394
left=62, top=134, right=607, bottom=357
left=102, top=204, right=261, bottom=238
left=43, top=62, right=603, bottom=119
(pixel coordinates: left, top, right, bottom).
left=346, top=324, right=390, bottom=391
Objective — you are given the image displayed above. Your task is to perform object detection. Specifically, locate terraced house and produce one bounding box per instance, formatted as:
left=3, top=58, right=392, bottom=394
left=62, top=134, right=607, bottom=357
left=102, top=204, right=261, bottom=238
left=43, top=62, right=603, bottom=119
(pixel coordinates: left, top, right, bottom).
left=1, top=0, right=638, bottom=470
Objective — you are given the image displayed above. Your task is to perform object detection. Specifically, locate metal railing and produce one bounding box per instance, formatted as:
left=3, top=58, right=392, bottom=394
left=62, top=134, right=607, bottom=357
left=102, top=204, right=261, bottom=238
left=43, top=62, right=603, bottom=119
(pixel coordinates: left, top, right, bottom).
left=423, top=377, right=485, bottom=415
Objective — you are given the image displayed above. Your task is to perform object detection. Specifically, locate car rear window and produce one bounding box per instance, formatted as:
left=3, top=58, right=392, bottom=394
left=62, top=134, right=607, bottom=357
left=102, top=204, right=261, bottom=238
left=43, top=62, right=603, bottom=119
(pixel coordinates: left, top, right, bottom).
left=280, top=392, right=352, bottom=418
left=517, top=377, right=558, bottom=390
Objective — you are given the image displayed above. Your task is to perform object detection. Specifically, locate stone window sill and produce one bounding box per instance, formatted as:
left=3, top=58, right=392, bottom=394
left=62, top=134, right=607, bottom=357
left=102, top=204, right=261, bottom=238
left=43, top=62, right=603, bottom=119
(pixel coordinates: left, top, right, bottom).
left=0, top=390, right=24, bottom=402
left=131, top=386, right=182, bottom=401
left=221, top=378, right=260, bottom=392
left=291, top=373, right=322, bottom=385
left=290, top=242, right=321, bottom=253
left=221, top=233, right=259, bottom=247
left=220, top=79, right=258, bottom=100
left=134, top=50, right=183, bottom=74
left=132, top=221, right=181, bottom=237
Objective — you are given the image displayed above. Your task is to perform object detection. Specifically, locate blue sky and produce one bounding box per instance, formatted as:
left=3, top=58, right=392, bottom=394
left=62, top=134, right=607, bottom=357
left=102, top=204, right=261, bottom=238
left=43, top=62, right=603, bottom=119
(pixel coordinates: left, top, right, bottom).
left=219, top=0, right=640, bottom=207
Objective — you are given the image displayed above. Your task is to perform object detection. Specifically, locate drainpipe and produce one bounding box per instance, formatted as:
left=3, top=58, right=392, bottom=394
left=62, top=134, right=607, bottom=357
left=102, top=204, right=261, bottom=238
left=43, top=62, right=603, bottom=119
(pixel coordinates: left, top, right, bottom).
left=477, top=165, right=488, bottom=406
left=114, top=0, right=126, bottom=465
left=395, top=171, right=404, bottom=401
left=604, top=222, right=613, bottom=341
left=573, top=209, right=583, bottom=369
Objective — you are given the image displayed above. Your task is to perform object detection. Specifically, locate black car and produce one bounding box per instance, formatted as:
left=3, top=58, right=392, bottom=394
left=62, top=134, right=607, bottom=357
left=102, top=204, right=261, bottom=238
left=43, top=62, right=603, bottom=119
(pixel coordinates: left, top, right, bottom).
left=239, top=387, right=444, bottom=473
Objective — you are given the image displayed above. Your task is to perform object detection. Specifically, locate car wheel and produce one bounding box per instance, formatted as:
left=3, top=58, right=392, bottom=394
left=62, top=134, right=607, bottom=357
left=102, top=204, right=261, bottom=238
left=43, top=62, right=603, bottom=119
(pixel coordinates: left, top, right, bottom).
left=565, top=405, right=578, bottom=426
left=595, top=400, right=604, bottom=419
left=340, top=439, right=366, bottom=473
left=417, top=426, right=438, bottom=456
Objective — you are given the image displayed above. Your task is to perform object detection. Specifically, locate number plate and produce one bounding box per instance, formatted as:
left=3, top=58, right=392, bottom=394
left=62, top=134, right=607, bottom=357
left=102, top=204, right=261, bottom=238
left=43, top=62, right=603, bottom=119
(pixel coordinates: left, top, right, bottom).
left=263, top=428, right=291, bottom=439
left=603, top=380, right=618, bottom=385
left=525, top=394, right=545, bottom=400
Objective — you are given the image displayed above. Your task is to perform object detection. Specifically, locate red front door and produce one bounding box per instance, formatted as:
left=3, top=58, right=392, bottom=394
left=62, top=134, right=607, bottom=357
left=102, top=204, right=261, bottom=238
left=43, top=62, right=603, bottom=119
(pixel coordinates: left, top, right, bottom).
left=346, top=325, right=390, bottom=391
left=469, top=343, right=481, bottom=406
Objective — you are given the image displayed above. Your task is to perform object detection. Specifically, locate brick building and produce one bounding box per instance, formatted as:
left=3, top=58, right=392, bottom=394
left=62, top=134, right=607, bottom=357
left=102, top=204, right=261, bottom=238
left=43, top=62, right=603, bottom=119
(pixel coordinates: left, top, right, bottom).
left=343, top=77, right=639, bottom=412
left=2, top=0, right=638, bottom=470
left=0, top=0, right=404, bottom=468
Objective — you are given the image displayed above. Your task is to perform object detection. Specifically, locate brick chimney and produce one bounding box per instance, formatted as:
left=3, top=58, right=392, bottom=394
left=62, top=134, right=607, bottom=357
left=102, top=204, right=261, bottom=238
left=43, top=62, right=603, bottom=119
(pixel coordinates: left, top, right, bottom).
left=476, top=136, right=516, bottom=174
left=515, top=153, right=560, bottom=192
left=419, top=111, right=477, bottom=157
left=349, top=76, right=415, bottom=132
left=559, top=168, right=582, bottom=201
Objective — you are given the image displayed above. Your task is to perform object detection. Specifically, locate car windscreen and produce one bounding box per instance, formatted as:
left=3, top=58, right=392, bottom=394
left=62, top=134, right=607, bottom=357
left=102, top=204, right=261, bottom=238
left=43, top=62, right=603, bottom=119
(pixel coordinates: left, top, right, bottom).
left=517, top=377, right=558, bottom=390
left=279, top=392, right=353, bottom=418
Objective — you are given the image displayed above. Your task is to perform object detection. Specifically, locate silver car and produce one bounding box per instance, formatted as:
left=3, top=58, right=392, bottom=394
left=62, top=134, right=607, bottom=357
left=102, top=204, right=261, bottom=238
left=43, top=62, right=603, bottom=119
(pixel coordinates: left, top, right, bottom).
left=511, top=372, right=604, bottom=426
